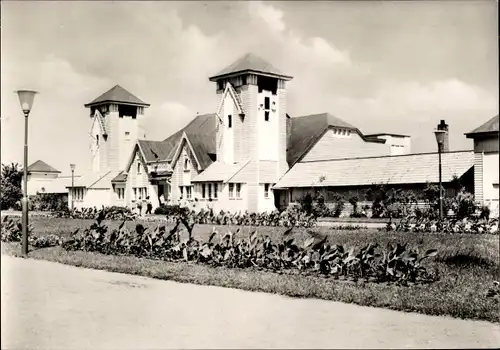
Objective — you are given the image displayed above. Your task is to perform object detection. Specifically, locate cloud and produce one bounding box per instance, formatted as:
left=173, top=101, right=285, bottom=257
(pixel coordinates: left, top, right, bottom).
left=248, top=1, right=286, bottom=33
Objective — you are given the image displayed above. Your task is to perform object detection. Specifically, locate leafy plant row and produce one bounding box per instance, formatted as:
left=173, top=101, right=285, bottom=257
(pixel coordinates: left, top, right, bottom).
left=60, top=211, right=439, bottom=286
left=386, top=215, right=499, bottom=235
left=50, top=206, right=137, bottom=221
left=154, top=205, right=317, bottom=228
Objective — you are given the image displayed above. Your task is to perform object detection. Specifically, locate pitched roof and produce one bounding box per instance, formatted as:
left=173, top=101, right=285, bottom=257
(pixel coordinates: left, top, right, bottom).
left=138, top=140, right=176, bottom=163
left=192, top=161, right=248, bottom=183
left=465, top=115, right=499, bottom=137
left=27, top=160, right=61, bottom=173
left=286, top=113, right=384, bottom=167
left=274, top=151, right=474, bottom=189
left=111, top=171, right=127, bottom=183
left=67, top=171, right=118, bottom=189
left=84, top=85, right=150, bottom=107
left=209, top=53, right=292, bottom=81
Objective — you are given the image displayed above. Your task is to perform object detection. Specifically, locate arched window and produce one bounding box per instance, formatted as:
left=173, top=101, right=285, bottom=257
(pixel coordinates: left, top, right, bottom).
left=184, top=158, right=190, bottom=171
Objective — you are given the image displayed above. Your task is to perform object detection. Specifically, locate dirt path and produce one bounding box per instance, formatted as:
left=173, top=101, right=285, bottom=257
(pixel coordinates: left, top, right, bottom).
left=1, top=256, right=499, bottom=349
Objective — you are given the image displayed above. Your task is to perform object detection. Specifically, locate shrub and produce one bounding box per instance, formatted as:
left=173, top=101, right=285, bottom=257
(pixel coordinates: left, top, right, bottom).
left=0, top=163, right=23, bottom=210
left=29, top=193, right=68, bottom=212
left=51, top=206, right=137, bottom=221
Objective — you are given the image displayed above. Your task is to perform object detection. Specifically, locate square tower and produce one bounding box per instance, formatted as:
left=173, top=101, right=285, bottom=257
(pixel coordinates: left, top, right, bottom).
left=209, top=53, right=293, bottom=177
left=208, top=53, right=293, bottom=212
left=84, top=85, right=150, bottom=173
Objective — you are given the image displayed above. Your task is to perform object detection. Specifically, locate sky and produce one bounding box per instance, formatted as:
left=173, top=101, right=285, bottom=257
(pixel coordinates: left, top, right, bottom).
left=1, top=0, right=498, bottom=174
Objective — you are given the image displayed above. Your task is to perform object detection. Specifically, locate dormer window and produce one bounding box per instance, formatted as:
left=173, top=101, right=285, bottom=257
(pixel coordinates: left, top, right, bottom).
left=228, top=115, right=232, bottom=128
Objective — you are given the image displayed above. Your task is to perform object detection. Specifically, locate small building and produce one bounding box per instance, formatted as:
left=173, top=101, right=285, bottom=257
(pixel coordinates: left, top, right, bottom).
left=24, top=160, right=61, bottom=196
left=465, top=115, right=499, bottom=216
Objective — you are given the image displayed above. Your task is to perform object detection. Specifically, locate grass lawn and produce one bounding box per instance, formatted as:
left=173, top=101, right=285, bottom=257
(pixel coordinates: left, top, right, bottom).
left=3, top=215, right=499, bottom=323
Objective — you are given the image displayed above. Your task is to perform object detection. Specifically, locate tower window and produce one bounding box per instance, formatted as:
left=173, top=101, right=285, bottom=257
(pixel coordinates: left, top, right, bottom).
left=228, top=115, right=232, bottom=128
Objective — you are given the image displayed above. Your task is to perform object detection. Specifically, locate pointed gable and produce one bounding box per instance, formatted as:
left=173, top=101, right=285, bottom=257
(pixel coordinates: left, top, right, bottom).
left=84, top=85, right=150, bottom=107
left=27, top=160, right=61, bottom=173
left=209, top=53, right=293, bottom=81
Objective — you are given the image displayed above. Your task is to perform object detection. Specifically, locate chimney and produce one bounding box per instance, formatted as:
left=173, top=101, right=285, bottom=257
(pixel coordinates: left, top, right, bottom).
left=437, top=119, right=449, bottom=152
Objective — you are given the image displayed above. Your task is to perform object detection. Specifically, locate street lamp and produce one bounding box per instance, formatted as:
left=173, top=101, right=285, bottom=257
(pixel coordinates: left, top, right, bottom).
left=15, top=89, right=38, bottom=256
left=434, top=129, right=447, bottom=220
left=70, top=164, right=75, bottom=211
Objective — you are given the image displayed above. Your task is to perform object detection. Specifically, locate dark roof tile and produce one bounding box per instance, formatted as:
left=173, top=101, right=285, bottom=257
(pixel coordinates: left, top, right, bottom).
left=209, top=53, right=292, bottom=81
left=85, top=85, right=149, bottom=107
left=27, top=160, right=60, bottom=173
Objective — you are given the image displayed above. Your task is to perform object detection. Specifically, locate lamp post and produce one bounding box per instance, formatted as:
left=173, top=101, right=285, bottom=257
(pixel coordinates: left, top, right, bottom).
left=70, top=164, right=75, bottom=210
left=434, top=129, right=447, bottom=220
left=15, top=90, right=38, bottom=256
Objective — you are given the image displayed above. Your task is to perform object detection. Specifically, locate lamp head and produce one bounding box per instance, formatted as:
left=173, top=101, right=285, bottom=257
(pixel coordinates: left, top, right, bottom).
left=70, top=164, right=76, bottom=171
left=15, top=90, right=38, bottom=115
left=434, top=129, right=447, bottom=145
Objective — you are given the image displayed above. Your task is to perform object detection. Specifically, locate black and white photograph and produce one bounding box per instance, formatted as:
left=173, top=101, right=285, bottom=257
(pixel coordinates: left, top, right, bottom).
left=1, top=0, right=499, bottom=348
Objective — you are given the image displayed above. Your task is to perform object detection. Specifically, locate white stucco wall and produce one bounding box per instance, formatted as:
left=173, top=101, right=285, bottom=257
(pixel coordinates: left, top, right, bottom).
left=25, top=173, right=59, bottom=196
left=482, top=152, right=499, bottom=217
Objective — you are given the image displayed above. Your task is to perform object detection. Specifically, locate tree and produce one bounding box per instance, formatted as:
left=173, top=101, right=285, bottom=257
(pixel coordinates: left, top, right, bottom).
left=1, top=163, right=23, bottom=210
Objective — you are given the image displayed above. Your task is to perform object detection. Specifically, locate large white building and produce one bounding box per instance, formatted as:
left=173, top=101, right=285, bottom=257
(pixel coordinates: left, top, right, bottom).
left=26, top=53, right=489, bottom=214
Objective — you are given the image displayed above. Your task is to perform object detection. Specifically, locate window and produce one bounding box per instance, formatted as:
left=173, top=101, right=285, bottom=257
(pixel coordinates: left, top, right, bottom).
left=236, top=183, right=241, bottom=198
left=217, top=80, right=224, bottom=91
left=74, top=187, right=86, bottom=201
left=228, top=115, right=232, bottom=128
left=184, top=158, right=190, bottom=171
left=186, top=186, right=192, bottom=199
left=137, top=162, right=141, bottom=174
left=214, top=183, right=218, bottom=199
left=179, top=186, right=184, bottom=198
left=229, top=183, right=234, bottom=198
left=96, top=134, right=99, bottom=147
left=133, top=187, right=137, bottom=200
left=242, top=75, right=247, bottom=86
left=125, top=131, right=130, bottom=140
left=116, top=188, right=125, bottom=199
left=208, top=183, right=212, bottom=199
left=202, top=184, right=206, bottom=199
left=264, top=96, right=270, bottom=109
left=264, top=184, right=270, bottom=198
left=264, top=97, right=270, bottom=121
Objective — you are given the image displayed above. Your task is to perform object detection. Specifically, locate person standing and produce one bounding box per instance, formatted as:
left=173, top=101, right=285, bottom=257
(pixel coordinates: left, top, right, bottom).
left=146, top=196, right=152, bottom=215
left=137, top=197, right=143, bottom=216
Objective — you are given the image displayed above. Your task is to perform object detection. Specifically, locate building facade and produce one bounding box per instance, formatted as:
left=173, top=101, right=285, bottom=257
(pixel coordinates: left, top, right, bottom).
left=25, top=52, right=487, bottom=215
left=466, top=115, right=499, bottom=216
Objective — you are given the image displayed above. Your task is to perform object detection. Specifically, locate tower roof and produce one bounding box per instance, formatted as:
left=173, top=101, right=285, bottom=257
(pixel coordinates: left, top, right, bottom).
left=84, top=85, right=150, bottom=108
left=209, top=53, right=293, bottom=81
